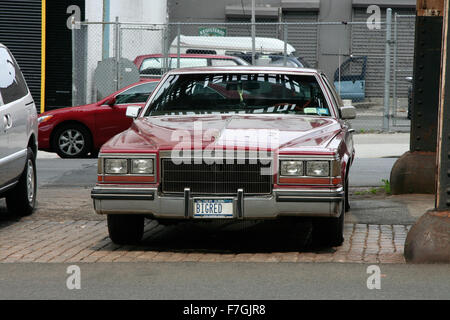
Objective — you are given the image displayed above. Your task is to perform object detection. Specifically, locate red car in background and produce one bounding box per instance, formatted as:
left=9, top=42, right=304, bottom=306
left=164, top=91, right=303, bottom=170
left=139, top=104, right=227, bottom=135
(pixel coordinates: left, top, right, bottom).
left=133, top=53, right=249, bottom=77
left=38, top=79, right=159, bottom=158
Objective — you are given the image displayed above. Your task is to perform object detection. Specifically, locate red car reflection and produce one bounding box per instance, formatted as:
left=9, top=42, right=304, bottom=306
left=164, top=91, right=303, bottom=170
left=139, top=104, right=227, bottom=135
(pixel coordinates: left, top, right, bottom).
left=38, top=79, right=159, bottom=158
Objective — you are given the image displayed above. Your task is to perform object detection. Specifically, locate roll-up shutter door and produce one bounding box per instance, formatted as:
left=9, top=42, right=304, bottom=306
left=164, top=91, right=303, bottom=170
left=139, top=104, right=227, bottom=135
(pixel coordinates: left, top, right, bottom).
left=283, top=12, right=319, bottom=68
left=226, top=18, right=279, bottom=40
left=351, top=7, right=415, bottom=98
left=0, top=0, right=41, bottom=112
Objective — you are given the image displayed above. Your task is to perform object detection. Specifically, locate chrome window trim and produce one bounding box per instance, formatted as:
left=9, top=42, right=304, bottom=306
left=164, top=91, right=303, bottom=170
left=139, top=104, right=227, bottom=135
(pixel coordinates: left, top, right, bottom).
left=141, top=70, right=338, bottom=118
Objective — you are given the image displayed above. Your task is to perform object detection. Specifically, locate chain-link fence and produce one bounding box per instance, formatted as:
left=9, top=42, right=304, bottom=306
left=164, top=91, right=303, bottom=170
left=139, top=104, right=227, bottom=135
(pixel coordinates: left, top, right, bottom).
left=71, top=9, right=415, bottom=132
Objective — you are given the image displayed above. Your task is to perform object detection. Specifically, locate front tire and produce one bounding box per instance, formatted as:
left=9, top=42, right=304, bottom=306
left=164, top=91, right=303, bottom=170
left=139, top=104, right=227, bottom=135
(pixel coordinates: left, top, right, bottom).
left=107, top=215, right=144, bottom=245
left=312, top=185, right=346, bottom=247
left=6, top=148, right=37, bottom=217
left=53, top=124, right=92, bottom=158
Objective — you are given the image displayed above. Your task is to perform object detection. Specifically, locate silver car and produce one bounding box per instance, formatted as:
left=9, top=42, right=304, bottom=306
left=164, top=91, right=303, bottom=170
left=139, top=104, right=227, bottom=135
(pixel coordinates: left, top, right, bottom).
left=0, top=43, right=38, bottom=216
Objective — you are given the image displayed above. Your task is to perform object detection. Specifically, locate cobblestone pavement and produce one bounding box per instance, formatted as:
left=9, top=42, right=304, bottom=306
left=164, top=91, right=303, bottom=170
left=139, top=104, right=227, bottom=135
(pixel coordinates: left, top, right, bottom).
left=0, top=186, right=415, bottom=264
left=0, top=217, right=409, bottom=264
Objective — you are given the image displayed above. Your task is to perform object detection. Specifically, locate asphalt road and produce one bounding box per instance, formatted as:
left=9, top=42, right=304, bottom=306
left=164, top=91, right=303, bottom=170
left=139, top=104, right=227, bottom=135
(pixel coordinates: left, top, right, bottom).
left=0, top=262, right=448, bottom=300
left=349, top=115, right=411, bottom=132
left=36, top=157, right=397, bottom=189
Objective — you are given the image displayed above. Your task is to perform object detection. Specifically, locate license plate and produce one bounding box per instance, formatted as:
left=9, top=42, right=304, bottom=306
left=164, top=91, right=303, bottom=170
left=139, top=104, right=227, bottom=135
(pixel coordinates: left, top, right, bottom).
left=193, top=199, right=234, bottom=218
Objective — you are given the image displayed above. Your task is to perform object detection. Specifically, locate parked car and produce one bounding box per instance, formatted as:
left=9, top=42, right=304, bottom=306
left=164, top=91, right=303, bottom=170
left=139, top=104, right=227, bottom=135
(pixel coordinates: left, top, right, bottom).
left=91, top=66, right=356, bottom=247
left=233, top=53, right=311, bottom=68
left=170, top=35, right=296, bottom=56
left=38, top=79, right=159, bottom=158
left=333, top=56, right=367, bottom=102
left=0, top=43, right=38, bottom=216
left=133, top=53, right=249, bottom=78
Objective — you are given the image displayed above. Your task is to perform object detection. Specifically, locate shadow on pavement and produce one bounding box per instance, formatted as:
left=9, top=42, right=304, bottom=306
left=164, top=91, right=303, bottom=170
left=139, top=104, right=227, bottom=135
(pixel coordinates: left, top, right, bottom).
left=0, top=199, right=23, bottom=229
left=131, top=218, right=337, bottom=254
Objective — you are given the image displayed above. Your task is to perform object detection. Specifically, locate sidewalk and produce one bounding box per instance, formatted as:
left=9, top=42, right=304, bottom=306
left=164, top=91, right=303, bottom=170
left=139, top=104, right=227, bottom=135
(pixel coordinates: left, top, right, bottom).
left=354, top=133, right=409, bottom=158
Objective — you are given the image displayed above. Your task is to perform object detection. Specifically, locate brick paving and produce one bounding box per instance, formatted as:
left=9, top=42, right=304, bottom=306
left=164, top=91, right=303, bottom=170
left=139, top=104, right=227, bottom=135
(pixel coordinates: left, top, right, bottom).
left=0, top=218, right=410, bottom=264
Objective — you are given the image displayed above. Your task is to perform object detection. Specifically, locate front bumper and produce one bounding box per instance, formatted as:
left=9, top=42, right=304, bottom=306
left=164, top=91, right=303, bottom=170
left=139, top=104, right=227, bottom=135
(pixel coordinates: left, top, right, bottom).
left=91, top=185, right=344, bottom=219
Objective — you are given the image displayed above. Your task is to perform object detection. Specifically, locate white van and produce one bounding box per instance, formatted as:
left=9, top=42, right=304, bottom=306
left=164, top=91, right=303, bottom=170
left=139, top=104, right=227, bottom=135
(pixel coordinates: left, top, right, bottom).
left=0, top=43, right=38, bottom=217
left=170, top=35, right=296, bottom=56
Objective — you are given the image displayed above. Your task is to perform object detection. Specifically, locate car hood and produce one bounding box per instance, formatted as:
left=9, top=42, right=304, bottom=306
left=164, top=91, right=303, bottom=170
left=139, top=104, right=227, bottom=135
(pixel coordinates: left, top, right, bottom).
left=39, top=103, right=98, bottom=117
left=101, top=114, right=343, bottom=154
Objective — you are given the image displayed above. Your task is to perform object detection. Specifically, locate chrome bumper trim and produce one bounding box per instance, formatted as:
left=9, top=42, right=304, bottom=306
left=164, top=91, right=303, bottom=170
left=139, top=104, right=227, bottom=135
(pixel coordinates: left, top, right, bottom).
left=91, top=188, right=155, bottom=201
left=92, top=185, right=344, bottom=218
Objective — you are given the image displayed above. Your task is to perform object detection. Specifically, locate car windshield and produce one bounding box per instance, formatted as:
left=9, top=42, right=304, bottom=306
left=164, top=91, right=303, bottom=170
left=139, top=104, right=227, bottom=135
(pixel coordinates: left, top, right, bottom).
left=114, top=81, right=158, bottom=104
left=145, top=73, right=331, bottom=116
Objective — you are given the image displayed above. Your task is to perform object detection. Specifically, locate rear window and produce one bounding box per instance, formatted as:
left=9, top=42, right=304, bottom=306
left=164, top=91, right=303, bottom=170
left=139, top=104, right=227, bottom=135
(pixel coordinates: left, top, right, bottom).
left=0, top=47, right=28, bottom=105
left=139, top=57, right=208, bottom=75
left=146, top=73, right=331, bottom=117
left=211, top=59, right=239, bottom=67
left=170, top=58, right=207, bottom=68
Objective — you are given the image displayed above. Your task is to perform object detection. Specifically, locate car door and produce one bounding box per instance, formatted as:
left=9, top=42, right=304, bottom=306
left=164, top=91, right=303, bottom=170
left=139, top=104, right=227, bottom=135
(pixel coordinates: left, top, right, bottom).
left=94, top=81, right=158, bottom=146
left=333, top=56, right=367, bottom=102
left=322, top=74, right=354, bottom=157
left=0, top=90, right=8, bottom=185
left=0, top=47, right=29, bottom=185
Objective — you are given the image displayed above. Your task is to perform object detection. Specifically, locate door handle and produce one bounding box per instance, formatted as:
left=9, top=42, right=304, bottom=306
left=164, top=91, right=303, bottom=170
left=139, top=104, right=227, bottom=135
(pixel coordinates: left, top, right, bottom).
left=3, top=114, right=12, bottom=131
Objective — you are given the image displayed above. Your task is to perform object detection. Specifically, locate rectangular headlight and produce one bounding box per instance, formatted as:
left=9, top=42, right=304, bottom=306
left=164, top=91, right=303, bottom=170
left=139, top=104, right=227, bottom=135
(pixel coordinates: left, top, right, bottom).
left=306, top=161, right=330, bottom=177
left=105, top=159, right=128, bottom=174
left=280, top=160, right=304, bottom=176
left=131, top=159, right=154, bottom=174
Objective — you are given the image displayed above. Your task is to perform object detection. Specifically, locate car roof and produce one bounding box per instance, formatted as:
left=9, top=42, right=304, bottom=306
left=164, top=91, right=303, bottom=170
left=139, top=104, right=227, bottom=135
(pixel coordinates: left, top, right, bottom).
left=117, top=78, right=159, bottom=92
left=165, top=65, right=320, bottom=75
left=171, top=35, right=296, bottom=55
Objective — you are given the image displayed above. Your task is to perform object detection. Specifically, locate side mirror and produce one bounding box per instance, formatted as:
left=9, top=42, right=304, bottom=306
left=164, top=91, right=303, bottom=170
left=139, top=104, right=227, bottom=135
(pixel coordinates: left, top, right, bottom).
left=340, top=105, right=356, bottom=119
left=105, top=97, right=116, bottom=107
left=126, top=105, right=142, bottom=119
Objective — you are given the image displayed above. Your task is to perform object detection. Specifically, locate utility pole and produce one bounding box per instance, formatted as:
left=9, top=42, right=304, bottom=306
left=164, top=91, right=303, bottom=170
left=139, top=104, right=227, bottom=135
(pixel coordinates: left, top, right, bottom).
left=383, top=8, right=392, bottom=132
left=404, top=0, right=450, bottom=263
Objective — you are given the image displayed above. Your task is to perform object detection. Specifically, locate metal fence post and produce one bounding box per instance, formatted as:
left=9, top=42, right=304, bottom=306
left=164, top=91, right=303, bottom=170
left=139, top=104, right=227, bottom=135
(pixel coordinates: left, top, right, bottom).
left=251, top=0, right=255, bottom=65
left=114, top=16, right=120, bottom=92
left=383, top=8, right=392, bottom=132
left=393, top=12, right=398, bottom=126
left=161, top=24, right=169, bottom=74
left=177, top=23, right=181, bottom=68
left=283, top=23, right=288, bottom=66
left=71, top=16, right=76, bottom=107
left=338, top=48, right=341, bottom=96
left=165, top=23, right=171, bottom=72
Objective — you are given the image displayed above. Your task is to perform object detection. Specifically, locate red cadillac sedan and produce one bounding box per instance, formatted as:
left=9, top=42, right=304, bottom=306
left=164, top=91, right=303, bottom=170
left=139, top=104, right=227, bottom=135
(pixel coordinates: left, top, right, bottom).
left=38, top=79, right=159, bottom=158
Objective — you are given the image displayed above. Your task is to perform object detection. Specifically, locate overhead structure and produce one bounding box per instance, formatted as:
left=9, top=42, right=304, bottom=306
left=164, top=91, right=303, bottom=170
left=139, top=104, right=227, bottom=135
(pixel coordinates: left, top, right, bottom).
left=390, top=0, right=444, bottom=194
left=404, top=0, right=450, bottom=263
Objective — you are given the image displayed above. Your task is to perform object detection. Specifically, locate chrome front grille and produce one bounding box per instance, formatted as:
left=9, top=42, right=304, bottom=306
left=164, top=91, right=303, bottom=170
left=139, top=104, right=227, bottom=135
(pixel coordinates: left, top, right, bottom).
left=161, top=159, right=272, bottom=195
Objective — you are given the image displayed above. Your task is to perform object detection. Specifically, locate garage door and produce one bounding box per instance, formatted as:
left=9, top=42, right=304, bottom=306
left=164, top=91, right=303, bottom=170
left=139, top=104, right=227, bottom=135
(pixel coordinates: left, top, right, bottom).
left=226, top=18, right=279, bottom=39
left=283, top=12, right=319, bottom=68
left=351, top=7, right=415, bottom=98
left=0, top=0, right=41, bottom=112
